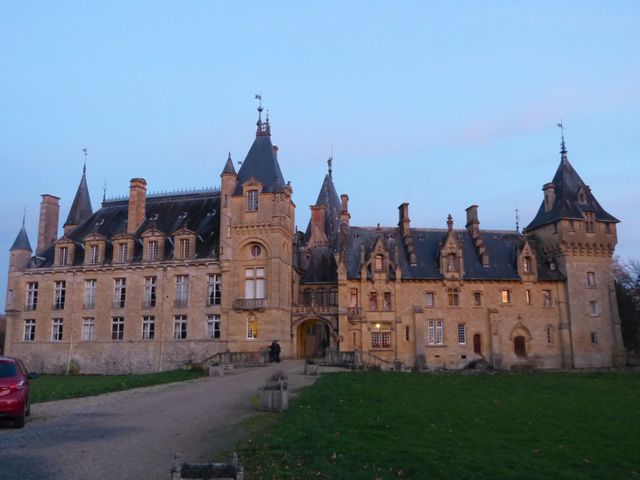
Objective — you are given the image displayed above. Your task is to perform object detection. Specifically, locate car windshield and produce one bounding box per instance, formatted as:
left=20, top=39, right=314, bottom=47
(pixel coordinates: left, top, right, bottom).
left=0, top=363, right=19, bottom=378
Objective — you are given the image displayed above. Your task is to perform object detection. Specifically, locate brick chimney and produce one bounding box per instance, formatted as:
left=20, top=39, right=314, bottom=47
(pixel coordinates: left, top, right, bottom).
left=127, top=178, right=147, bottom=234
left=340, top=194, right=350, bottom=226
left=37, top=194, right=60, bottom=255
left=309, top=204, right=328, bottom=246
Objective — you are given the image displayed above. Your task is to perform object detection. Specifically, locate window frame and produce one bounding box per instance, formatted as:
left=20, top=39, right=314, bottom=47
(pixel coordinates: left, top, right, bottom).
left=23, top=319, right=36, bottom=342
left=207, top=274, right=221, bottom=306
left=173, top=315, right=188, bottom=340
left=111, top=316, right=125, bottom=341
left=142, top=315, right=155, bottom=340
left=84, top=279, right=97, bottom=309
left=247, top=189, right=259, bottom=211
left=457, top=323, right=466, bottom=345
left=82, top=317, right=95, bottom=341
left=53, top=280, right=66, bottom=310
left=206, top=314, right=221, bottom=339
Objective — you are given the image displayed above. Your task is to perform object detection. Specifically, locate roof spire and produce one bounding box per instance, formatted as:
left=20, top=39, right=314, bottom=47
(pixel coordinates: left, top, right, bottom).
left=515, top=206, right=520, bottom=233
left=557, top=121, right=567, bottom=161
left=328, top=154, right=333, bottom=179
left=64, top=163, right=93, bottom=228
left=22, top=207, right=26, bottom=227
left=446, top=214, right=453, bottom=231
left=82, top=147, right=88, bottom=174
left=255, top=93, right=270, bottom=136
left=103, top=179, right=107, bottom=203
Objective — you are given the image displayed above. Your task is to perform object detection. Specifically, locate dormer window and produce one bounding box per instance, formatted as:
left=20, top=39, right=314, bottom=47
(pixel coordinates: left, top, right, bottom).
left=523, top=256, right=532, bottom=273
left=375, top=254, right=383, bottom=271
left=89, top=244, right=99, bottom=264
left=247, top=190, right=258, bottom=211
left=578, top=188, right=587, bottom=204
left=59, top=246, right=69, bottom=266
left=118, top=243, right=129, bottom=263
left=148, top=240, right=158, bottom=261
left=447, top=253, right=456, bottom=272
left=179, top=238, right=191, bottom=259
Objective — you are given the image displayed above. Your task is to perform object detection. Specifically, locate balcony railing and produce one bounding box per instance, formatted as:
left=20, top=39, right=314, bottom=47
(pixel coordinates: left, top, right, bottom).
left=233, top=298, right=265, bottom=311
left=292, top=304, right=339, bottom=315
left=347, top=307, right=362, bottom=320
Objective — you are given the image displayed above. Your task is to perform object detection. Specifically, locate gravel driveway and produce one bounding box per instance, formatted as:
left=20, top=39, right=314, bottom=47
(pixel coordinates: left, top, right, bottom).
left=0, top=360, right=331, bottom=480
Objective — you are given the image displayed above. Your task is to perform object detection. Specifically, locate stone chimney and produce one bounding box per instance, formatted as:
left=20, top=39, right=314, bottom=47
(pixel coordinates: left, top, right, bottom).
left=398, top=203, right=416, bottom=265
left=543, top=183, right=555, bottom=213
left=465, top=204, right=489, bottom=266
left=37, top=194, right=60, bottom=255
left=127, top=178, right=147, bottom=235
left=340, top=194, right=350, bottom=226
left=309, top=204, right=328, bottom=246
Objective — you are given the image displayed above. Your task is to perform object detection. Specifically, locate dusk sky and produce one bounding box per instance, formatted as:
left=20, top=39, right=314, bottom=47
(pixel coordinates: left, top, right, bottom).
left=1, top=2, right=638, bottom=311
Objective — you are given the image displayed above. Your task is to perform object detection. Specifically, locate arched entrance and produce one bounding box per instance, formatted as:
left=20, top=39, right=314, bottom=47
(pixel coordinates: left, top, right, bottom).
left=514, top=336, right=527, bottom=358
left=296, top=318, right=330, bottom=359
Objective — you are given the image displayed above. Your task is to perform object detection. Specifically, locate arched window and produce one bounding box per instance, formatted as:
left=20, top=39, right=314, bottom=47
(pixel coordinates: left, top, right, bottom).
left=316, top=288, right=327, bottom=305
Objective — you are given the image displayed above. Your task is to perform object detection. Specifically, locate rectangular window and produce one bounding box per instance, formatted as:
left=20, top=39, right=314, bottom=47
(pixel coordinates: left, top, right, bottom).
left=207, top=314, right=221, bottom=339
left=175, top=275, right=189, bottom=307
left=589, top=301, right=599, bottom=316
left=142, top=316, right=155, bottom=340
left=587, top=271, right=596, bottom=288
left=59, top=246, right=68, bottom=266
left=82, top=318, right=95, bottom=341
left=447, top=288, right=459, bottom=307
left=543, top=289, right=552, bottom=308
left=368, top=292, right=377, bottom=311
left=457, top=323, right=466, bottom=344
left=375, top=254, right=383, bottom=271
left=207, top=274, right=221, bottom=305
left=425, top=292, right=435, bottom=307
left=329, top=288, right=338, bottom=306
left=523, top=256, right=532, bottom=273
left=118, top=243, right=128, bottom=263
left=427, top=320, right=444, bottom=345
left=473, top=291, right=482, bottom=307
left=371, top=323, right=392, bottom=349
left=349, top=288, right=359, bottom=307
left=245, top=268, right=265, bottom=299
left=383, top=292, right=392, bottom=311
left=247, top=190, right=258, bottom=211
left=53, top=280, right=66, bottom=310
left=84, top=279, right=96, bottom=309
left=500, top=289, right=511, bottom=304
left=546, top=325, right=553, bottom=345
left=52, top=318, right=64, bottom=341
left=525, top=289, right=531, bottom=305
left=143, top=276, right=157, bottom=308
left=585, top=212, right=596, bottom=233
left=591, top=332, right=598, bottom=345
left=90, top=244, right=99, bottom=264
left=26, top=282, right=38, bottom=311
left=247, top=316, right=257, bottom=339
left=23, top=319, right=35, bottom=342
left=148, top=240, right=159, bottom=261
left=173, top=315, right=187, bottom=339
left=113, top=278, right=126, bottom=308
left=112, top=317, right=124, bottom=340
left=179, top=238, right=191, bottom=259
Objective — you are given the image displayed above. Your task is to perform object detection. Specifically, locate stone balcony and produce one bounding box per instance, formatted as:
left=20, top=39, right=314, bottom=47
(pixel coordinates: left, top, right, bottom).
left=233, top=298, right=265, bottom=311
left=292, top=304, right=338, bottom=316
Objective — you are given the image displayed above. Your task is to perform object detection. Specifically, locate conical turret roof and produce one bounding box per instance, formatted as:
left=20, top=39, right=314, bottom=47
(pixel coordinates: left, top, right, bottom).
left=10, top=225, right=32, bottom=251
left=221, top=152, right=236, bottom=176
left=305, top=172, right=341, bottom=247
left=64, top=168, right=93, bottom=228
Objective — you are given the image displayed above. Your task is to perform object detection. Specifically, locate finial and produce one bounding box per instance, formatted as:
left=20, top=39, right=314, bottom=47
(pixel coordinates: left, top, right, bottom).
left=446, top=214, right=453, bottom=231
left=327, top=155, right=333, bottom=179
left=557, top=121, right=567, bottom=158
left=266, top=108, right=270, bottom=124
left=82, top=148, right=88, bottom=174
left=22, top=207, right=26, bottom=227
left=228, top=151, right=232, bottom=161
left=103, top=179, right=107, bottom=202
left=515, top=206, right=520, bottom=233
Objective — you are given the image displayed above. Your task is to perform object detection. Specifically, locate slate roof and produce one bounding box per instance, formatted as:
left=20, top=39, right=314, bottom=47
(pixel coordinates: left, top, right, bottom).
left=34, top=191, right=220, bottom=267
left=221, top=153, right=236, bottom=176
left=304, top=173, right=341, bottom=247
left=10, top=225, right=32, bottom=251
left=64, top=169, right=93, bottom=227
left=344, top=226, right=564, bottom=282
left=301, top=245, right=338, bottom=284
left=233, top=134, right=285, bottom=195
left=526, top=150, right=619, bottom=231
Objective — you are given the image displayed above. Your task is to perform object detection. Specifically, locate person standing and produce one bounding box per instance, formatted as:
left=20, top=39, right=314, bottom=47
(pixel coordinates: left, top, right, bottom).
left=274, top=340, right=281, bottom=363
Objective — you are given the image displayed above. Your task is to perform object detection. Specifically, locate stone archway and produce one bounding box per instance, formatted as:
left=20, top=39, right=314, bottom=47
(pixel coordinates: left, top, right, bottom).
left=295, top=318, right=331, bottom=359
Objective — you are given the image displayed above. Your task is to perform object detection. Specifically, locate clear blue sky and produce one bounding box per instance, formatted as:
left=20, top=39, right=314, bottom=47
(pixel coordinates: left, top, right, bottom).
left=1, top=1, right=639, bottom=311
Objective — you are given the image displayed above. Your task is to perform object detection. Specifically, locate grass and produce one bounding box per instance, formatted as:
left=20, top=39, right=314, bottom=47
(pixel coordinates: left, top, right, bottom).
left=31, top=369, right=204, bottom=403
left=237, top=371, right=640, bottom=480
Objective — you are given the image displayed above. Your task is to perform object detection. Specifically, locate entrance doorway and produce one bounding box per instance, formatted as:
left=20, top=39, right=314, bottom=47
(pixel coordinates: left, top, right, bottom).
left=514, top=335, right=527, bottom=358
left=473, top=334, right=482, bottom=356
left=296, top=319, right=330, bottom=359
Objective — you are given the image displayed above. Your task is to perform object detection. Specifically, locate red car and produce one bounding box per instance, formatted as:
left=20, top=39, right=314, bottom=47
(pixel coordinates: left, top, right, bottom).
left=0, top=356, right=38, bottom=428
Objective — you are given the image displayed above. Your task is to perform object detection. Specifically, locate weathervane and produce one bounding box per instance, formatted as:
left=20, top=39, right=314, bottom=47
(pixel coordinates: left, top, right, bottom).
left=82, top=147, right=88, bottom=174
left=557, top=121, right=567, bottom=153
left=255, top=93, right=263, bottom=110
left=515, top=207, right=520, bottom=233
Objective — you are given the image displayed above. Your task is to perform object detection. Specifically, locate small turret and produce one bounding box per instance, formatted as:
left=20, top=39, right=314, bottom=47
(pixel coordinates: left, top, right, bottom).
left=9, top=217, right=32, bottom=272
left=63, top=162, right=93, bottom=235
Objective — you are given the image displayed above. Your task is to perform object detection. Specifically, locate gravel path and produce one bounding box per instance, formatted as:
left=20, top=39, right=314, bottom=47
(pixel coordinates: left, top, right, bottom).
left=0, top=360, right=338, bottom=480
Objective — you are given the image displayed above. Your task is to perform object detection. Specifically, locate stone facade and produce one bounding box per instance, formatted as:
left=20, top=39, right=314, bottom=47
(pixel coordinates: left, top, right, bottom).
left=3, top=110, right=625, bottom=373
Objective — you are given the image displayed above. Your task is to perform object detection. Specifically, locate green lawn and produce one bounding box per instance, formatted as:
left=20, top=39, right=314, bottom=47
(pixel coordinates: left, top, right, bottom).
left=237, top=371, right=640, bottom=480
left=31, top=369, right=204, bottom=403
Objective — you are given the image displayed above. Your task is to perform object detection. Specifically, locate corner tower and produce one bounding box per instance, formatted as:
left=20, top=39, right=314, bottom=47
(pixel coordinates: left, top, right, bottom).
left=525, top=135, right=624, bottom=367
left=220, top=104, right=295, bottom=356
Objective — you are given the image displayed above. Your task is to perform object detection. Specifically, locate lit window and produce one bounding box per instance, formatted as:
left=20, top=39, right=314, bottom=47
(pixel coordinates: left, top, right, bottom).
left=457, top=324, right=466, bottom=344
left=589, top=301, right=599, bottom=316
left=143, top=276, right=157, bottom=308
left=82, top=318, right=95, bottom=341
left=543, top=289, right=552, bottom=308
left=175, top=275, right=189, bottom=307
left=118, top=243, right=128, bottom=262
left=207, top=274, right=221, bottom=306
left=383, top=292, right=392, bottom=311
left=147, top=240, right=159, bottom=261
left=84, top=279, right=96, bottom=309
left=112, top=317, right=124, bottom=340
left=52, top=318, right=64, bottom=341
left=173, top=315, right=187, bottom=339
left=113, top=278, right=126, bottom=308
left=447, top=288, right=460, bottom=307
left=245, top=268, right=265, bottom=299
left=179, top=238, right=191, bottom=259
left=26, top=282, right=38, bottom=311
left=473, top=291, right=482, bottom=307
left=142, top=316, right=155, bottom=340
left=427, top=320, right=444, bottom=345
left=207, top=314, right=221, bottom=339
left=587, top=272, right=596, bottom=288
left=247, top=190, right=258, bottom=211
left=425, top=292, right=435, bottom=307
left=247, top=315, right=257, bottom=339
left=23, top=319, right=35, bottom=342
left=53, top=281, right=66, bottom=310
left=500, top=289, right=511, bottom=304
left=525, top=289, right=531, bottom=305
left=368, top=292, right=377, bottom=311
left=523, top=256, right=532, bottom=273
left=371, top=323, right=392, bottom=349
left=59, top=246, right=68, bottom=266
left=90, top=244, right=99, bottom=264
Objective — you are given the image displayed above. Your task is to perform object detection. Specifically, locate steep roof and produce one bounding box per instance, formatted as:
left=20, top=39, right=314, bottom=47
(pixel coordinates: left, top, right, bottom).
left=64, top=168, right=93, bottom=227
left=10, top=225, right=32, bottom=251
left=526, top=147, right=618, bottom=231
left=301, top=245, right=338, bottom=284
left=221, top=153, right=236, bottom=176
left=304, top=173, right=341, bottom=247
